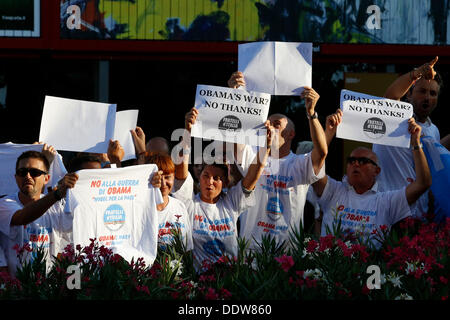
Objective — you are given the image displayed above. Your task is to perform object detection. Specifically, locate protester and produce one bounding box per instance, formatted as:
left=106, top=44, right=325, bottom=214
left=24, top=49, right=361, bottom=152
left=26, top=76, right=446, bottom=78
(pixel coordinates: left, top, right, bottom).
left=145, top=152, right=193, bottom=251
left=372, top=57, right=442, bottom=218
left=227, top=71, right=328, bottom=251
left=168, top=106, right=272, bottom=271
left=313, top=109, right=431, bottom=248
left=0, top=149, right=78, bottom=276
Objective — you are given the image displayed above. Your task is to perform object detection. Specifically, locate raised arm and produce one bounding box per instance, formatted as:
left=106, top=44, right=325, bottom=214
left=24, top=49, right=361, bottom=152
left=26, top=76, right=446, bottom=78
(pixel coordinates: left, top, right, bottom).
left=227, top=71, right=246, bottom=89
left=241, top=121, right=271, bottom=191
left=301, top=87, right=328, bottom=175
left=384, top=56, right=438, bottom=100
left=311, top=109, right=342, bottom=197
left=10, top=173, right=78, bottom=226
left=131, top=126, right=147, bottom=164
left=173, top=107, right=198, bottom=180
left=405, top=118, right=432, bottom=205
left=106, top=139, right=125, bottom=167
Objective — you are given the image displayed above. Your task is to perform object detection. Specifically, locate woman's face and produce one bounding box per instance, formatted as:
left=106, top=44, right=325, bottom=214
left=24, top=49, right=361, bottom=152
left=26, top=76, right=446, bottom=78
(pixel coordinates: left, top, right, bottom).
left=199, top=165, right=227, bottom=203
left=160, top=172, right=175, bottom=197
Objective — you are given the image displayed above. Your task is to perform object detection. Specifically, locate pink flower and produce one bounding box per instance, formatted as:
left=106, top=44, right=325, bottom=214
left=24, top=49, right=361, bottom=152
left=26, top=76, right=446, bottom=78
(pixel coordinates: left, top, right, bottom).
left=220, top=288, right=232, bottom=299
left=440, top=276, right=448, bottom=284
left=306, top=240, right=318, bottom=253
left=275, top=255, right=294, bottom=272
left=205, top=287, right=219, bottom=300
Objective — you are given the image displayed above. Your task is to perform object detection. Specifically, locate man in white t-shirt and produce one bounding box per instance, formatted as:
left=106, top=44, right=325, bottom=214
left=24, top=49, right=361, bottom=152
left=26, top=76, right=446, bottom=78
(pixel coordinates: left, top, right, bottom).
left=226, top=72, right=328, bottom=251
left=314, top=110, right=431, bottom=248
left=373, top=57, right=443, bottom=218
left=0, top=150, right=78, bottom=277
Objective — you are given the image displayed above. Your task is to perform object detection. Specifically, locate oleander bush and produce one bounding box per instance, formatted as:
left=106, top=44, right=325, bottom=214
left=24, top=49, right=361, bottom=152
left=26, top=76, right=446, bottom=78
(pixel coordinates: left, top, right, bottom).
left=1, top=216, right=449, bottom=300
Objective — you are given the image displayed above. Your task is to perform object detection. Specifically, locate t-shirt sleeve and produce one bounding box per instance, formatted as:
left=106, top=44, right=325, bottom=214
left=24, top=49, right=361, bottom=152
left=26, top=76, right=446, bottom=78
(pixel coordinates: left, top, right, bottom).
left=224, top=181, right=256, bottom=217
left=0, top=244, right=6, bottom=267
left=0, top=197, right=21, bottom=239
left=172, top=172, right=194, bottom=201
left=288, top=152, right=326, bottom=187
left=385, top=187, right=411, bottom=226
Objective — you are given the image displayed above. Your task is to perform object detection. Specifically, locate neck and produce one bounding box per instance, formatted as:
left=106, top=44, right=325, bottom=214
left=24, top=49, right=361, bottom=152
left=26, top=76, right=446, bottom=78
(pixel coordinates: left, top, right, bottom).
left=352, top=182, right=374, bottom=195
left=200, top=194, right=220, bottom=204
left=18, top=192, right=39, bottom=206
left=270, top=145, right=291, bottom=159
left=157, top=196, right=169, bottom=211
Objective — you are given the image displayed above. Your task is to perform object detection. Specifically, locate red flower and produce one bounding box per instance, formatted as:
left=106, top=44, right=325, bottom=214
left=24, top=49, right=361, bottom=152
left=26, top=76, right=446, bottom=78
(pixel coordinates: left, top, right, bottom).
left=306, top=240, right=318, bottom=253
left=205, top=287, right=219, bottom=300
left=220, top=288, right=232, bottom=299
left=275, top=255, right=295, bottom=272
left=440, top=276, right=448, bottom=284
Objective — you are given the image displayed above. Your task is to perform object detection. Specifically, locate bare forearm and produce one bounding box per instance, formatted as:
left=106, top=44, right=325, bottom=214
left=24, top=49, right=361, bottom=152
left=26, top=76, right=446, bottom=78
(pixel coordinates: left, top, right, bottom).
left=242, top=148, right=269, bottom=190
left=11, top=193, right=59, bottom=226
left=309, top=117, right=328, bottom=172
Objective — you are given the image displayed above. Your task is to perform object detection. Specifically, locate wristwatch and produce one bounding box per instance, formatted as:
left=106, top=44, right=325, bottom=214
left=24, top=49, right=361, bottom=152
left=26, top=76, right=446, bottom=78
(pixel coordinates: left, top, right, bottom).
left=306, top=111, right=318, bottom=120
left=411, top=143, right=423, bottom=150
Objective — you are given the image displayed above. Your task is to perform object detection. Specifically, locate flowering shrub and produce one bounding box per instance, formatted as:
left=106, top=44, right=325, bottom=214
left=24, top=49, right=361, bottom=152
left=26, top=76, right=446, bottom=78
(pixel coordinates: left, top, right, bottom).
left=1, top=217, right=449, bottom=300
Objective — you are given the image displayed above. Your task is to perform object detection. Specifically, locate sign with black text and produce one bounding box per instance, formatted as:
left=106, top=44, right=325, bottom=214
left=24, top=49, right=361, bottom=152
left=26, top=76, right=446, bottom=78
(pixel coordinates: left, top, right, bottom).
left=337, top=89, right=413, bottom=148
left=191, top=85, right=271, bottom=147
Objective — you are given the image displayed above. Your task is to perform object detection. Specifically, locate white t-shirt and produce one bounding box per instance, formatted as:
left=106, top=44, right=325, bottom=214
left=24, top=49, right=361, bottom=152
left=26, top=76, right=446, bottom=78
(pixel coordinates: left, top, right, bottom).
left=239, top=151, right=325, bottom=250
left=157, top=196, right=193, bottom=251
left=0, top=193, right=72, bottom=277
left=174, top=180, right=255, bottom=271
left=318, top=176, right=411, bottom=249
left=66, top=165, right=163, bottom=267
left=0, top=243, right=6, bottom=267
left=372, top=118, right=440, bottom=218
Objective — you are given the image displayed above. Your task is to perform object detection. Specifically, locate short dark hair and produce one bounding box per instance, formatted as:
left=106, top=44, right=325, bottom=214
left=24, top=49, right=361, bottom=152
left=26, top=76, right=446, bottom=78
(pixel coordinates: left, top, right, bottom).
left=409, top=71, right=444, bottom=95
left=68, top=154, right=101, bottom=173
left=201, top=163, right=229, bottom=180
left=16, top=151, right=50, bottom=172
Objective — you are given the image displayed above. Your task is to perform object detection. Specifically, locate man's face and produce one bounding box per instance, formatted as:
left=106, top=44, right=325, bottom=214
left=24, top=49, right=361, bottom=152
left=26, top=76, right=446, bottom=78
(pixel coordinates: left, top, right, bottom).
left=268, top=115, right=293, bottom=150
left=160, top=172, right=174, bottom=198
left=407, top=78, right=440, bottom=121
left=199, top=165, right=227, bottom=203
left=346, top=149, right=380, bottom=190
left=15, top=158, right=50, bottom=199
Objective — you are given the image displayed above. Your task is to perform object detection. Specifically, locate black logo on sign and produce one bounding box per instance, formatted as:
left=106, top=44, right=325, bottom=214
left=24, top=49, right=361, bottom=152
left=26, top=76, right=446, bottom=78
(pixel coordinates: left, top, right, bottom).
left=363, top=117, right=386, bottom=139
left=218, top=115, right=242, bottom=132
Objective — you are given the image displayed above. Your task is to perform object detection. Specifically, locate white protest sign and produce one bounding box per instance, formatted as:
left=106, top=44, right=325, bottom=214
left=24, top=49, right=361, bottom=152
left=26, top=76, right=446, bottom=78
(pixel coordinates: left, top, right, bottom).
left=191, top=85, right=271, bottom=147
left=238, top=41, right=312, bottom=96
left=0, top=142, right=67, bottom=196
left=38, top=96, right=116, bottom=153
left=337, top=89, right=413, bottom=148
left=67, top=164, right=163, bottom=266
left=114, top=110, right=139, bottom=161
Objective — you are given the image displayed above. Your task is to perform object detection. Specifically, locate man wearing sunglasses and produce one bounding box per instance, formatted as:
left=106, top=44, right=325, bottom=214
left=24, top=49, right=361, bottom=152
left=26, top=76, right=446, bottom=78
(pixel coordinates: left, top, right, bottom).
left=0, top=150, right=78, bottom=277
left=312, top=109, right=431, bottom=248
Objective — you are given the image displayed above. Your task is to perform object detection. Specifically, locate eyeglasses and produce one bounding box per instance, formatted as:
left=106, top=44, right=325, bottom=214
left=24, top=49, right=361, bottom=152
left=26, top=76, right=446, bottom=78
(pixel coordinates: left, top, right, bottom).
left=15, top=168, right=48, bottom=178
left=347, top=156, right=378, bottom=167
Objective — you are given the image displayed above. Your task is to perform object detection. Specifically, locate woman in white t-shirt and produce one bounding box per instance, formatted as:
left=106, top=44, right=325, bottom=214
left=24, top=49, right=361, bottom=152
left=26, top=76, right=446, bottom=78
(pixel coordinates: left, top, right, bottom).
left=159, top=108, right=272, bottom=271
left=145, top=152, right=193, bottom=252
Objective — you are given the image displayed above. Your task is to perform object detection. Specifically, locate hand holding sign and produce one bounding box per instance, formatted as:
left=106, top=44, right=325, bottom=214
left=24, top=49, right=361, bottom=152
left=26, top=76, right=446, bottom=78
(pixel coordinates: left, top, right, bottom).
left=408, top=118, right=422, bottom=146
left=301, top=86, right=320, bottom=115
left=227, top=71, right=246, bottom=89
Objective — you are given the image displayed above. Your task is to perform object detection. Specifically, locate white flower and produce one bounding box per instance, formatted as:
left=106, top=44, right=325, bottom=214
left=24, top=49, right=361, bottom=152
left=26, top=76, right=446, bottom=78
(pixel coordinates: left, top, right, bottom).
left=169, top=259, right=183, bottom=277
left=395, top=293, right=413, bottom=300
left=405, top=261, right=427, bottom=275
left=380, top=274, right=387, bottom=285
left=304, top=268, right=323, bottom=280
left=387, top=273, right=403, bottom=288
left=304, top=237, right=311, bottom=245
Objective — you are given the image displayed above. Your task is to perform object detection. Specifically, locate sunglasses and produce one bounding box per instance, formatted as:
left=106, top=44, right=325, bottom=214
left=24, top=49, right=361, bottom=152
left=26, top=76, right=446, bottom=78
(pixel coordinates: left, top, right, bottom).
left=347, top=156, right=378, bottom=167
left=15, top=168, right=48, bottom=178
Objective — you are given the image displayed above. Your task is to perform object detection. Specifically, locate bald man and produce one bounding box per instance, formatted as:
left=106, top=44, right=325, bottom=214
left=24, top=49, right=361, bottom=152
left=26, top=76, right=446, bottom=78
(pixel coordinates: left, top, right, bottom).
left=313, top=110, right=431, bottom=248
left=228, top=71, right=328, bottom=250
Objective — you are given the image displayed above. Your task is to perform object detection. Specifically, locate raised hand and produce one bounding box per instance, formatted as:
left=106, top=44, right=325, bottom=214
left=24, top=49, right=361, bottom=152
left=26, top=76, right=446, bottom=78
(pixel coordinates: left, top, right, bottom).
left=227, top=71, right=246, bottom=88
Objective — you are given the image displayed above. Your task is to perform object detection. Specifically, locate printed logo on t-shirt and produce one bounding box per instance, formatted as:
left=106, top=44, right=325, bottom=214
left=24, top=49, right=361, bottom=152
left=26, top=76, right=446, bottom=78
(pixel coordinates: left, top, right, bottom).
left=266, top=196, right=283, bottom=221
left=27, top=226, right=52, bottom=249
left=203, top=239, right=225, bottom=257
left=103, top=204, right=126, bottom=231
